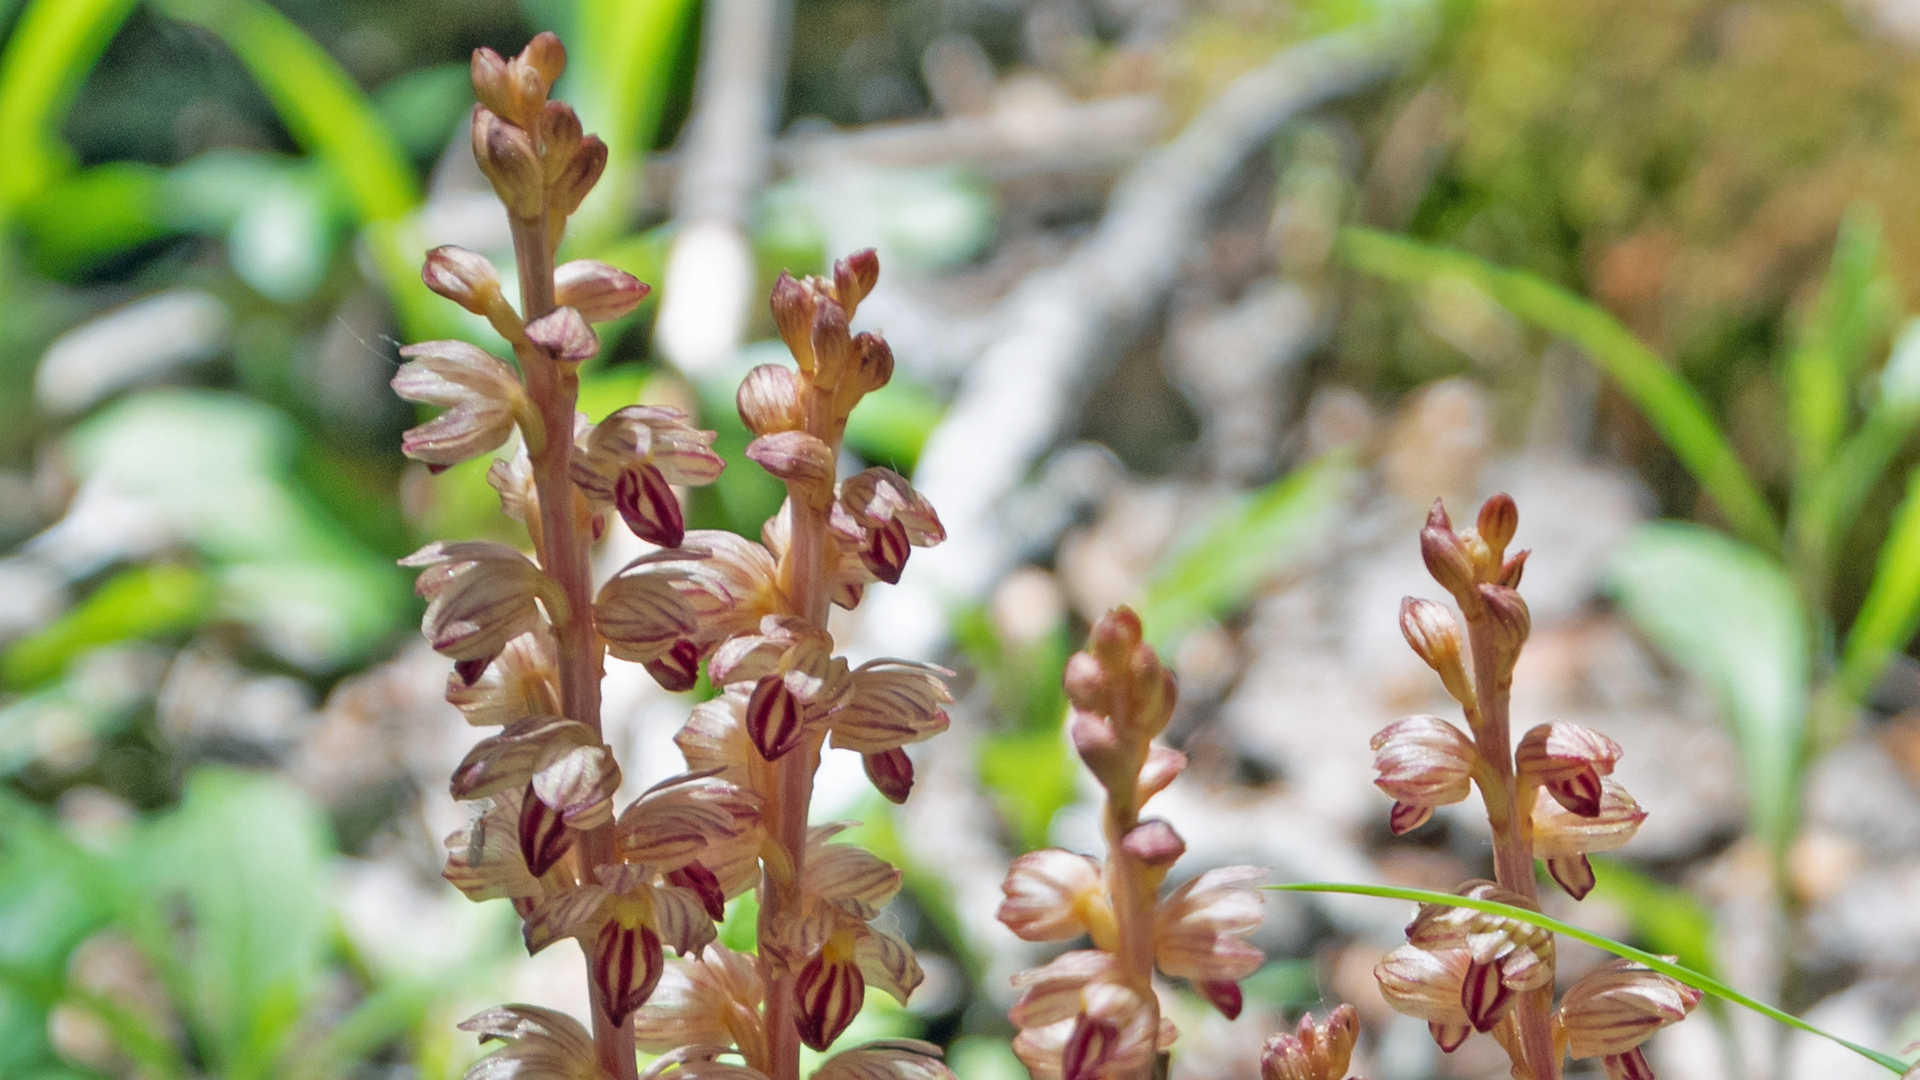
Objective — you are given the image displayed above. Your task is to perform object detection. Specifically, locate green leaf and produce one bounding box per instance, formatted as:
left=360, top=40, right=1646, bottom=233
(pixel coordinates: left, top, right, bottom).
left=1274, top=882, right=1906, bottom=1075
left=844, top=377, right=945, bottom=475
left=1787, top=205, right=1896, bottom=482
left=2, top=565, right=212, bottom=690
left=1840, top=463, right=1920, bottom=701
left=0, top=0, right=137, bottom=212
left=978, top=727, right=1080, bottom=852
left=0, top=792, right=118, bottom=1077
left=1340, top=227, right=1781, bottom=554
left=152, top=0, right=418, bottom=224
left=567, top=0, right=702, bottom=243
left=1606, top=522, right=1808, bottom=856
left=1141, top=453, right=1354, bottom=648
left=138, top=769, right=334, bottom=1080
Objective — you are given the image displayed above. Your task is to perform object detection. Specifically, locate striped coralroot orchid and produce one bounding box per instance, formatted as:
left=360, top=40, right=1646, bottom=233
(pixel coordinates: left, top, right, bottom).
left=1259, top=1006, right=1365, bottom=1080
left=1369, top=496, right=1692, bottom=1080
left=404, top=33, right=955, bottom=1080
left=996, top=608, right=1268, bottom=1080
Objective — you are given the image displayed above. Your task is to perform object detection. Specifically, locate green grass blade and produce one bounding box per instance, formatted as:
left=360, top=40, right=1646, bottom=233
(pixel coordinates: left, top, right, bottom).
left=153, top=0, right=418, bottom=223
left=1840, top=463, right=1920, bottom=700
left=1340, top=227, right=1780, bottom=554
left=0, top=0, right=138, bottom=212
left=1274, top=881, right=1908, bottom=1074
left=1787, top=205, right=1894, bottom=483
left=567, top=0, right=701, bottom=243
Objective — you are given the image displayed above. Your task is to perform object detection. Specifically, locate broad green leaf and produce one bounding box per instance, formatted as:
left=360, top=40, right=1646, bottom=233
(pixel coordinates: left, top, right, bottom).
left=1606, top=523, right=1808, bottom=855
left=2, top=565, right=211, bottom=689
left=978, top=727, right=1080, bottom=852
left=1141, top=453, right=1354, bottom=648
left=0, top=0, right=136, bottom=212
left=1787, top=206, right=1895, bottom=481
left=845, top=377, right=945, bottom=475
left=0, top=793, right=118, bottom=1077
left=1840, top=463, right=1920, bottom=701
left=138, top=769, right=334, bottom=1080
left=1275, top=882, right=1906, bottom=1074
left=1340, top=227, right=1781, bottom=554
left=152, top=0, right=418, bottom=224
left=15, top=163, right=167, bottom=274
left=371, top=63, right=474, bottom=162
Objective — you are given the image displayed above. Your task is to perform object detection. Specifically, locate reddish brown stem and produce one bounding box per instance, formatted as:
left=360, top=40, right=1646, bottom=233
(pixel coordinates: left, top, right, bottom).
left=1464, top=614, right=1558, bottom=1080
left=509, top=211, right=635, bottom=1080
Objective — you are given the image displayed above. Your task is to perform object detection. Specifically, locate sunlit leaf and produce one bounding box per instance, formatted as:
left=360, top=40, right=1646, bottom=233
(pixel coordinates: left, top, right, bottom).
left=1340, top=227, right=1781, bottom=554
left=136, top=769, right=334, bottom=1080
left=2, top=565, right=211, bottom=690
left=1840, top=464, right=1920, bottom=701
left=0, top=0, right=137, bottom=212
left=152, top=0, right=418, bottom=224
left=1606, top=522, right=1808, bottom=856
left=1141, top=453, right=1354, bottom=648
left=0, top=793, right=118, bottom=1078
left=566, top=0, right=702, bottom=244
left=1787, top=205, right=1896, bottom=482
left=1275, top=882, right=1906, bottom=1074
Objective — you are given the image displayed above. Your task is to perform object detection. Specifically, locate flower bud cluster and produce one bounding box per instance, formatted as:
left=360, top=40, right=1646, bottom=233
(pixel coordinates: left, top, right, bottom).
left=399, top=35, right=960, bottom=1080
left=1259, top=1007, right=1363, bottom=1080
left=997, top=608, right=1268, bottom=1080
left=1370, top=496, right=1689, bottom=1080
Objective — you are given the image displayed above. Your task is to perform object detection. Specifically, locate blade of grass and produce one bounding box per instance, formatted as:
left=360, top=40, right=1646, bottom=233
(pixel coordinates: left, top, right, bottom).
left=1786, top=205, right=1894, bottom=485
left=0, top=0, right=138, bottom=212
left=1275, top=882, right=1908, bottom=1074
left=567, top=0, right=701, bottom=244
left=152, top=0, right=418, bottom=223
left=1839, top=463, right=1920, bottom=701
left=1340, top=227, right=1781, bottom=555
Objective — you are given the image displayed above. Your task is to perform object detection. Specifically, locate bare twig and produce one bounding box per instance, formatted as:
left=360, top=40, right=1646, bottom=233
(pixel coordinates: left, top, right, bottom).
left=850, top=27, right=1412, bottom=662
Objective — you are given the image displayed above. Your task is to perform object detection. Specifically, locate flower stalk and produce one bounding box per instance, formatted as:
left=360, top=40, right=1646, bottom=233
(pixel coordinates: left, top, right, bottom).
left=399, top=33, right=955, bottom=1080
left=1371, top=496, right=1695, bottom=1080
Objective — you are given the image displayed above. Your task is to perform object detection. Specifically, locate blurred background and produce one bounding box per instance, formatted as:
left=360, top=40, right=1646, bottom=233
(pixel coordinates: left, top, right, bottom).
left=8, top=0, right=1920, bottom=1078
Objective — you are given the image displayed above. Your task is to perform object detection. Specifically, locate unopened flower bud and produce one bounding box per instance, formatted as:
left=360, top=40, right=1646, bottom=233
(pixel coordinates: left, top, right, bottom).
left=1069, top=711, right=1127, bottom=783
left=747, top=674, right=807, bottom=761
left=1261, top=1005, right=1359, bottom=1080
left=850, top=331, right=894, bottom=394
left=746, top=431, right=835, bottom=488
left=862, top=517, right=912, bottom=584
left=1371, top=715, right=1478, bottom=831
left=549, top=136, right=608, bottom=219
left=592, top=916, right=663, bottom=1025
left=771, top=273, right=816, bottom=369
left=1090, top=607, right=1145, bottom=667
left=864, top=747, right=914, bottom=804
left=1062, top=652, right=1111, bottom=715
left=1516, top=722, right=1622, bottom=818
left=834, top=248, right=880, bottom=311
left=1421, top=518, right=1477, bottom=602
left=1399, top=597, right=1473, bottom=704
left=1119, top=819, right=1185, bottom=868
left=555, top=259, right=650, bottom=322
left=1559, top=959, right=1700, bottom=1063
left=1498, top=548, right=1528, bottom=587
left=422, top=245, right=504, bottom=315
left=537, top=101, right=583, bottom=182
left=1477, top=584, right=1530, bottom=657
left=520, top=31, right=566, bottom=87
left=809, top=297, right=853, bottom=390
left=737, top=364, right=803, bottom=435
left=525, top=306, right=599, bottom=362
left=472, top=107, right=545, bottom=217
left=998, top=850, right=1103, bottom=941
left=796, top=933, right=864, bottom=1051
left=1476, top=493, right=1518, bottom=560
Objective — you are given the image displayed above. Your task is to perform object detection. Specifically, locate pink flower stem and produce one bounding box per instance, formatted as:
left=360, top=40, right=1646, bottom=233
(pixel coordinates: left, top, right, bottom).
left=759, top=383, right=839, bottom=1080
left=1103, top=687, right=1160, bottom=1080
left=507, top=212, right=635, bottom=1080
left=1464, top=612, right=1557, bottom=1080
